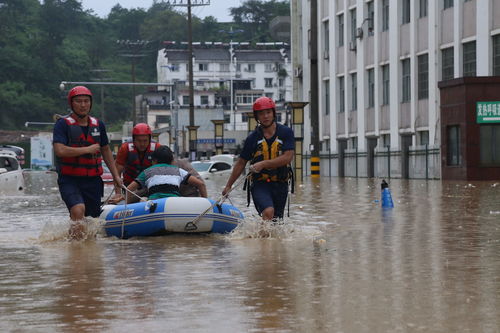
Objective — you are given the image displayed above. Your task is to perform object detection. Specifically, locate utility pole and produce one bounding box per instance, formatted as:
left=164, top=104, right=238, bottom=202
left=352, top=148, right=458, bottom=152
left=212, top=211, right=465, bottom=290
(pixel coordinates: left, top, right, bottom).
left=166, top=0, right=210, bottom=160
left=90, top=69, right=110, bottom=123
left=219, top=27, right=244, bottom=131
left=116, top=40, right=151, bottom=125
left=310, top=0, right=320, bottom=178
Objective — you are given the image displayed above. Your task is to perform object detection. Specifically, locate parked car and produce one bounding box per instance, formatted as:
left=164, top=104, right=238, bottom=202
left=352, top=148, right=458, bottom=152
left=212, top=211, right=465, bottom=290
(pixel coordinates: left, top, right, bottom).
left=0, top=149, right=25, bottom=194
left=0, top=145, right=25, bottom=166
left=191, top=160, right=233, bottom=179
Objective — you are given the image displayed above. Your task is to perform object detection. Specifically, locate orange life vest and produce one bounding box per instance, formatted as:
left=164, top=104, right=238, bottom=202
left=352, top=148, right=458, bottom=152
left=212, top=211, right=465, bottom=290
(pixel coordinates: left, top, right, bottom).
left=58, top=115, right=103, bottom=177
left=123, top=142, right=157, bottom=185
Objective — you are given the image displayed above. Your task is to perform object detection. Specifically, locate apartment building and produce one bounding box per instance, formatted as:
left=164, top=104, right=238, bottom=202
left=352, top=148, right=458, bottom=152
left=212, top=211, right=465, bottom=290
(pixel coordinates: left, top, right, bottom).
left=156, top=42, right=292, bottom=132
left=292, top=0, right=500, bottom=179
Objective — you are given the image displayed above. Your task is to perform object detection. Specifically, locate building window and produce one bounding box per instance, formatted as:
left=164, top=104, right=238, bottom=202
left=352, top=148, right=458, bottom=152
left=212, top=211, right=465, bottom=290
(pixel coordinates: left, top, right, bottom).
left=324, top=80, right=330, bottom=115
left=200, top=95, right=209, bottom=105
left=382, top=134, right=390, bottom=148
left=350, top=9, right=357, bottom=43
left=265, top=92, right=273, bottom=99
left=367, top=68, right=375, bottom=108
left=418, top=54, right=429, bottom=99
left=247, top=64, right=255, bottom=72
left=382, top=64, right=390, bottom=105
left=156, top=115, right=171, bottom=124
left=418, top=130, right=429, bottom=146
left=367, top=1, right=374, bottom=35
left=198, top=63, right=208, bottom=71
left=338, top=14, right=344, bottom=46
left=402, top=59, right=411, bottom=102
left=265, top=63, right=273, bottom=72
left=264, top=78, right=273, bottom=88
left=236, top=63, right=241, bottom=72
left=382, top=0, right=389, bottom=31
left=419, top=0, right=428, bottom=18
left=402, top=0, right=411, bottom=24
left=351, top=73, right=357, bottom=111
left=442, top=47, right=454, bottom=81
left=463, top=41, right=476, bottom=77
left=447, top=125, right=461, bottom=166
left=323, top=20, right=330, bottom=60
left=220, top=63, right=229, bottom=72
left=444, top=0, right=454, bottom=9
left=338, top=76, right=345, bottom=113
left=494, top=35, right=500, bottom=76
left=480, top=125, right=500, bottom=166
left=279, top=78, right=284, bottom=87
left=182, top=95, right=189, bottom=105
left=171, top=63, right=181, bottom=72
left=224, top=113, right=230, bottom=123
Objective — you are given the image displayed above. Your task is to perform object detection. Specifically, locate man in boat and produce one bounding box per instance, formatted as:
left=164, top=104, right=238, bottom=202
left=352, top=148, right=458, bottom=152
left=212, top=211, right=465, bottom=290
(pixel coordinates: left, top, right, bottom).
left=53, top=86, right=122, bottom=239
left=222, top=96, right=294, bottom=221
left=120, top=146, right=207, bottom=202
left=113, top=123, right=203, bottom=200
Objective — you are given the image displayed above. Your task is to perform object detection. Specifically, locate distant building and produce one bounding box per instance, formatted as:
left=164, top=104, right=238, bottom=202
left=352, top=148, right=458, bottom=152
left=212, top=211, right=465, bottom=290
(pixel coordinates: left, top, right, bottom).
left=292, top=0, right=500, bottom=179
left=156, top=41, right=292, bottom=132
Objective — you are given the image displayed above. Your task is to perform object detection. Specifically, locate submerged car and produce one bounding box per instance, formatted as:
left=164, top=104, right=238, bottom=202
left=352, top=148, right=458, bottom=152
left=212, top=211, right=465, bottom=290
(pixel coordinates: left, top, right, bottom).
left=191, top=160, right=233, bottom=179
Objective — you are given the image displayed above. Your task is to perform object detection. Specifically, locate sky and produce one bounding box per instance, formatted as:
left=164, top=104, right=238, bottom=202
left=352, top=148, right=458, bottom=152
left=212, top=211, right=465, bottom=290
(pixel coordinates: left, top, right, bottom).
left=79, top=0, right=245, bottom=22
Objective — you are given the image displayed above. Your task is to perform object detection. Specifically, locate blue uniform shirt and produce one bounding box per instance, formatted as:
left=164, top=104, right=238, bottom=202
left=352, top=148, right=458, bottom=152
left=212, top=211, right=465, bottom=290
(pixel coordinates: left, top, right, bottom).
left=240, top=123, right=295, bottom=162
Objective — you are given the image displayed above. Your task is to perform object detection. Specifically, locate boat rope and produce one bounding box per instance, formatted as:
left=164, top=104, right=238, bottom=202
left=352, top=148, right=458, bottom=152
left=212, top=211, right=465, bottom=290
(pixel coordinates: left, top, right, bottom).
left=118, top=185, right=148, bottom=239
left=184, top=172, right=252, bottom=231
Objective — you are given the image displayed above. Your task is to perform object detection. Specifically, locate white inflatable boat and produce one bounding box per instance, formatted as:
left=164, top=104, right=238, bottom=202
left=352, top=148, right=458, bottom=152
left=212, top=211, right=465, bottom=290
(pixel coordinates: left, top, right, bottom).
left=100, top=197, right=244, bottom=239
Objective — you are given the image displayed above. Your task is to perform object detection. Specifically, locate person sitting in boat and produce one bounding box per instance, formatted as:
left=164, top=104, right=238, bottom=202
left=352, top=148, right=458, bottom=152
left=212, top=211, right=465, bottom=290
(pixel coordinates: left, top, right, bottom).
left=113, top=123, right=203, bottom=201
left=120, top=146, right=207, bottom=203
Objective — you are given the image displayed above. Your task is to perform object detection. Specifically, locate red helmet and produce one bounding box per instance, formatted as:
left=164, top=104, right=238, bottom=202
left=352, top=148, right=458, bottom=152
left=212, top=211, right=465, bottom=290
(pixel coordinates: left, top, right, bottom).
left=67, top=86, right=93, bottom=109
left=132, top=123, right=152, bottom=136
left=253, top=96, right=276, bottom=121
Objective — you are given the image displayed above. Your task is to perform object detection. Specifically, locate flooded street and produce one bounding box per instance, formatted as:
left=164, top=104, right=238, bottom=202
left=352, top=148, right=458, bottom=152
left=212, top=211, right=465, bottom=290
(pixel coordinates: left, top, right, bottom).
left=0, top=172, right=499, bottom=332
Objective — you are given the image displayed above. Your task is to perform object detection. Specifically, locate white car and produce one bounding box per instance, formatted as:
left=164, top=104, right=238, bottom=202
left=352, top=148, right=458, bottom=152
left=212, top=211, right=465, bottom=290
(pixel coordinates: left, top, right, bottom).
left=191, top=160, right=233, bottom=179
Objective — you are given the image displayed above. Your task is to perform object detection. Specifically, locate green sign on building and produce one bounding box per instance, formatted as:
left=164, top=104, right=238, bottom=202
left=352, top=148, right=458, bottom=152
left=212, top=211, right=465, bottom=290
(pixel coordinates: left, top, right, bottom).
left=476, top=101, right=500, bottom=123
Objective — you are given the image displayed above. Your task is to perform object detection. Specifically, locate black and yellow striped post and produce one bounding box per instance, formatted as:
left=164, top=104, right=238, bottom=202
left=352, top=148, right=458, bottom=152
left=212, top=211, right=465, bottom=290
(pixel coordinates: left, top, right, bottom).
left=311, top=156, right=320, bottom=178
left=288, top=102, right=308, bottom=182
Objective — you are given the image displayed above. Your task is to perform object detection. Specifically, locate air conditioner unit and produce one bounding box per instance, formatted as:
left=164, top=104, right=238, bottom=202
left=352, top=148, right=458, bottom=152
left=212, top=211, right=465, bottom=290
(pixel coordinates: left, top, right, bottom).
left=349, top=40, right=357, bottom=51
left=294, top=66, right=303, bottom=78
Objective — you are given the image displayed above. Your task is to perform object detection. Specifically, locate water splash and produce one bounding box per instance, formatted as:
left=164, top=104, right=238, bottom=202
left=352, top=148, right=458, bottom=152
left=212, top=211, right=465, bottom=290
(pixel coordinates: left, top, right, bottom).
left=227, top=214, right=323, bottom=240
left=38, top=217, right=105, bottom=243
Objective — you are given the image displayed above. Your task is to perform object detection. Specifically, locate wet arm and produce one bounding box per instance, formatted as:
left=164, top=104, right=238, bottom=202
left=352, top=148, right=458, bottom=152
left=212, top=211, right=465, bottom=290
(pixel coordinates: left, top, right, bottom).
left=101, top=145, right=123, bottom=193
left=188, top=176, right=207, bottom=198
left=222, top=158, right=247, bottom=195
left=53, top=142, right=99, bottom=158
left=250, top=150, right=294, bottom=173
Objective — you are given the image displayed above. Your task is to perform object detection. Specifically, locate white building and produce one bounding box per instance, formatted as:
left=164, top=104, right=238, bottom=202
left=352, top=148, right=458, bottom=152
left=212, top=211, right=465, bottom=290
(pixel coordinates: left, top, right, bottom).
left=156, top=42, right=293, bottom=132
left=292, top=0, right=500, bottom=179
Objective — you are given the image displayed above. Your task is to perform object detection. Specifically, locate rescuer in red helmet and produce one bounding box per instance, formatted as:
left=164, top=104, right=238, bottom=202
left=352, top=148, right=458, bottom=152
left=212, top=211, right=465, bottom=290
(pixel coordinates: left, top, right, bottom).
left=115, top=123, right=158, bottom=188
left=222, top=96, right=295, bottom=222
left=52, top=86, right=123, bottom=239
left=110, top=123, right=204, bottom=204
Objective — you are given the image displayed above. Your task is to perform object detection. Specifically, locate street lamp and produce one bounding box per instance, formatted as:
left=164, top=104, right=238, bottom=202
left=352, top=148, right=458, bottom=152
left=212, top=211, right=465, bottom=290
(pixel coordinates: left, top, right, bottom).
left=246, top=111, right=257, bottom=134
left=187, top=125, right=199, bottom=161
left=211, top=119, right=225, bottom=155
left=287, top=101, right=308, bottom=181
left=219, top=27, right=244, bottom=131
